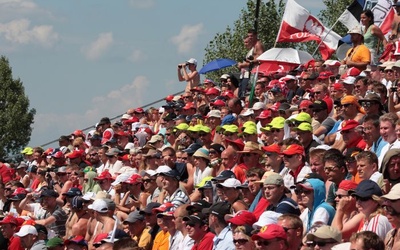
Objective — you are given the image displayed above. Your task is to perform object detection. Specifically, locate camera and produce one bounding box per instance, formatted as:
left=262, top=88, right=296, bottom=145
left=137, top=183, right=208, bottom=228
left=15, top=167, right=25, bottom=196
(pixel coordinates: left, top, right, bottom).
left=178, top=65, right=182, bottom=69
left=391, top=87, right=397, bottom=92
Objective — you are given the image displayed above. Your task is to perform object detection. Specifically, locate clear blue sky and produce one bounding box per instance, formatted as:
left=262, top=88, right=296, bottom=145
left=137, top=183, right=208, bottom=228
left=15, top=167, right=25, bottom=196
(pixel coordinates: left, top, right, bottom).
left=1, top=0, right=324, bottom=148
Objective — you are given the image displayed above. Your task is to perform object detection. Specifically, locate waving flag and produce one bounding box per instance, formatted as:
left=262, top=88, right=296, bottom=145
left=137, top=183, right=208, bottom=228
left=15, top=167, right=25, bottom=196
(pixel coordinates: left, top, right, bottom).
left=338, top=0, right=394, bottom=34
left=276, top=0, right=341, bottom=60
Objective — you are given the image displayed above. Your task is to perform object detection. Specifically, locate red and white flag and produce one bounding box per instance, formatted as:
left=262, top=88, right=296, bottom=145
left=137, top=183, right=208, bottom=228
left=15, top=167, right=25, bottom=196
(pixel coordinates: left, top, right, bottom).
left=276, top=0, right=341, bottom=60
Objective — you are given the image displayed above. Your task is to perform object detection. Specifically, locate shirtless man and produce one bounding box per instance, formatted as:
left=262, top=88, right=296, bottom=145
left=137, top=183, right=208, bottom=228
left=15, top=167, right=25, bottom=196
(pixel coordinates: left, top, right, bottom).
left=177, top=58, right=200, bottom=92
left=65, top=196, right=90, bottom=239
left=391, top=2, right=400, bottom=40
left=85, top=199, right=116, bottom=249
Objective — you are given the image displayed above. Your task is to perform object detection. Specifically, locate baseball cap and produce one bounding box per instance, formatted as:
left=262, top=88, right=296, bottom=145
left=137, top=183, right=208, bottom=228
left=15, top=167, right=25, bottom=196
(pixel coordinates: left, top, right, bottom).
left=152, top=202, right=174, bottom=214
left=9, top=187, right=27, bottom=201
left=282, top=144, right=304, bottom=156
left=216, top=178, right=241, bottom=188
left=306, top=225, right=342, bottom=243
left=256, top=110, right=272, bottom=120
left=94, top=171, right=113, bottom=181
left=21, top=147, right=33, bottom=155
left=14, top=225, right=38, bottom=237
left=293, top=122, right=313, bottom=132
left=155, top=165, right=172, bottom=175
left=349, top=180, right=382, bottom=198
left=317, top=71, right=334, bottom=80
left=64, top=235, right=88, bottom=246
left=139, top=202, right=161, bottom=215
left=263, top=173, right=284, bottom=185
left=186, top=200, right=212, bottom=213
left=183, top=213, right=207, bottom=225
left=262, top=144, right=281, bottom=155
left=339, top=120, right=359, bottom=132
left=159, top=169, right=181, bottom=181
left=0, top=215, right=18, bottom=225
left=62, top=187, right=82, bottom=197
left=211, top=170, right=236, bottom=181
left=124, top=174, right=143, bottom=185
left=252, top=102, right=266, bottom=111
left=251, top=224, right=287, bottom=241
left=40, top=189, right=59, bottom=198
left=202, top=202, right=231, bottom=218
left=111, top=172, right=132, bottom=186
left=123, top=210, right=144, bottom=224
left=310, top=100, right=328, bottom=110
left=88, top=199, right=109, bottom=213
left=253, top=211, right=282, bottom=229
left=348, top=26, right=363, bottom=35
left=186, top=58, right=197, bottom=66
left=101, top=229, right=130, bottom=243
left=221, top=114, right=237, bottom=126
left=71, top=196, right=84, bottom=209
left=192, top=148, right=210, bottom=160
left=206, top=110, right=221, bottom=119
left=338, top=180, right=358, bottom=192
left=225, top=210, right=257, bottom=226
left=182, top=143, right=202, bottom=155
left=269, top=117, right=285, bottom=129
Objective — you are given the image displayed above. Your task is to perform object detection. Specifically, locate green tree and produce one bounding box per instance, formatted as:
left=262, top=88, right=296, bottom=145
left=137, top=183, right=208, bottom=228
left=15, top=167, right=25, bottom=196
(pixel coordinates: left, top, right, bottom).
left=203, top=0, right=287, bottom=81
left=0, top=56, right=36, bottom=160
left=319, top=0, right=353, bottom=37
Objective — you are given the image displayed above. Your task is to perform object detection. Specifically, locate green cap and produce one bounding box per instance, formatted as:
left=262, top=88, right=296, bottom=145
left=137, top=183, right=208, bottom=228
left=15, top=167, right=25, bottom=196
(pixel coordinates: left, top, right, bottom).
left=46, top=237, right=64, bottom=248
left=83, top=166, right=95, bottom=173
left=187, top=125, right=201, bottom=132
left=293, top=122, right=313, bottom=132
left=293, top=112, right=312, bottom=124
left=223, top=125, right=239, bottom=134
left=269, top=117, right=285, bottom=129
left=243, top=121, right=257, bottom=128
left=260, top=125, right=271, bottom=132
left=242, top=126, right=257, bottom=135
left=175, top=123, right=189, bottom=131
left=198, top=125, right=211, bottom=133
left=21, top=147, right=33, bottom=155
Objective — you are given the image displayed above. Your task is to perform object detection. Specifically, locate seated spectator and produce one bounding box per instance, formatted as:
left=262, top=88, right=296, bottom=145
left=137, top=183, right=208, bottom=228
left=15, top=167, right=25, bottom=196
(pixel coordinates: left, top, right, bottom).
left=349, top=180, right=392, bottom=240
left=295, top=178, right=335, bottom=234
left=331, top=180, right=361, bottom=241
left=277, top=214, right=303, bottom=250
left=183, top=213, right=214, bottom=250
left=350, top=231, right=385, bottom=250
left=305, top=225, right=342, bottom=249
left=251, top=224, right=289, bottom=250
left=232, top=226, right=255, bottom=250
left=380, top=149, right=400, bottom=194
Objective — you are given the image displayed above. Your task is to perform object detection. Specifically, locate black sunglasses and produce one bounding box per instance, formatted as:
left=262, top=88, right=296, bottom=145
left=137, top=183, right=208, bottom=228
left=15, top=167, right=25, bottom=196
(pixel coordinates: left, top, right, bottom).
left=233, top=239, right=248, bottom=245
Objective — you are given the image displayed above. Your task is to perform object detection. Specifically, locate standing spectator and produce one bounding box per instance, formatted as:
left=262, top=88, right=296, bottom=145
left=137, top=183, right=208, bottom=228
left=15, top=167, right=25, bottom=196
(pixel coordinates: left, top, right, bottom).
left=177, top=58, right=200, bottom=92
left=342, top=26, right=371, bottom=71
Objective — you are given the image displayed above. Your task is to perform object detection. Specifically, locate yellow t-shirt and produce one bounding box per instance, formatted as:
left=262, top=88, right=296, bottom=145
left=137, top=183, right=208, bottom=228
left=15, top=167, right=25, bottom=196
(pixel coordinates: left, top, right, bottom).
left=152, top=230, right=170, bottom=250
left=346, top=44, right=371, bottom=64
left=134, top=227, right=152, bottom=250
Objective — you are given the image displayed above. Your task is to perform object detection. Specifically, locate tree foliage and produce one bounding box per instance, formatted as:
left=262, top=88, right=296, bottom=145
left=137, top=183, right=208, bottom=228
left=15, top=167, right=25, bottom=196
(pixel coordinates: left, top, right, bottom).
left=203, top=0, right=287, bottom=81
left=319, top=0, right=354, bottom=37
left=0, top=56, right=36, bottom=160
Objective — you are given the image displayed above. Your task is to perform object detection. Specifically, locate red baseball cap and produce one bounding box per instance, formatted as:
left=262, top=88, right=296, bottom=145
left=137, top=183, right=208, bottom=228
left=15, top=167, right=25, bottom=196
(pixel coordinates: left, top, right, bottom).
left=67, top=150, right=83, bottom=159
left=344, top=67, right=361, bottom=77
left=165, top=95, right=174, bottom=102
left=183, top=102, right=196, bottom=110
left=210, top=99, right=226, bottom=107
left=226, top=210, right=256, bottom=226
left=251, top=224, right=287, bottom=241
left=152, top=202, right=174, bottom=213
left=114, top=131, right=130, bottom=137
left=299, top=100, right=313, bottom=109
left=338, top=180, right=358, bottom=191
left=340, top=119, right=359, bottom=132
left=206, top=88, right=220, bottom=96
left=282, top=144, right=304, bottom=156
left=134, top=108, right=144, bottom=113
left=221, top=90, right=234, bottom=99
left=71, top=130, right=85, bottom=137
left=262, top=144, right=281, bottom=154
left=266, top=79, right=280, bottom=89
left=93, top=233, right=108, bottom=245
left=124, top=117, right=139, bottom=125
left=203, top=79, right=215, bottom=85
left=317, top=71, right=334, bottom=80
left=256, top=110, right=272, bottom=120
left=11, top=187, right=27, bottom=196
left=0, top=215, right=18, bottom=225
left=268, top=102, right=280, bottom=112
left=225, top=138, right=245, bottom=151
left=94, top=171, right=113, bottom=181
left=333, top=83, right=344, bottom=91
left=190, top=87, right=206, bottom=93
left=124, top=174, right=142, bottom=185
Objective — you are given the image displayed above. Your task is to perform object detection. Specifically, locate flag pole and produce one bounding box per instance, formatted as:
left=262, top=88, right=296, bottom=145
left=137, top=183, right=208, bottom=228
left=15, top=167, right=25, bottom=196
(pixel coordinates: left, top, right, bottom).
left=311, top=19, right=341, bottom=58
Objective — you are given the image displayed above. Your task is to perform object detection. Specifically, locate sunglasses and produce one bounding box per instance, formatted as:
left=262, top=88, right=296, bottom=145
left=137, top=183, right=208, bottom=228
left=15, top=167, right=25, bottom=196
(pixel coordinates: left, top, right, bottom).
left=324, top=166, right=339, bottom=172
left=209, top=150, right=217, bottom=154
left=312, top=109, right=324, bottom=113
left=335, top=194, right=349, bottom=199
left=270, top=129, right=281, bottom=133
left=307, top=241, right=335, bottom=247
left=233, top=239, right=249, bottom=245
left=283, top=154, right=294, bottom=159
left=383, top=205, right=400, bottom=216
left=243, top=153, right=257, bottom=157
left=256, top=239, right=277, bottom=246
left=313, top=91, right=321, bottom=95
left=282, top=227, right=297, bottom=232
left=143, top=179, right=154, bottom=183
left=89, top=153, right=98, bottom=157
left=342, top=103, right=352, bottom=108
left=355, top=196, right=371, bottom=202
left=294, top=188, right=313, bottom=195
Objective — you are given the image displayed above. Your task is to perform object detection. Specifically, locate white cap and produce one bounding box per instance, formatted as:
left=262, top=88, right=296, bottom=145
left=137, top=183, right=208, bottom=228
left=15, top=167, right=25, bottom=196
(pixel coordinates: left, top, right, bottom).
left=82, top=192, right=95, bottom=201
left=111, top=172, right=132, bottom=186
left=186, top=58, right=197, bottom=66
left=323, top=60, right=341, bottom=66
left=347, top=25, right=363, bottom=35
left=252, top=102, right=266, bottom=111
left=343, top=76, right=356, bottom=85
left=140, top=169, right=157, bottom=177
left=121, top=114, right=132, bottom=120
left=280, top=75, right=297, bottom=81
left=156, top=165, right=172, bottom=174
left=88, top=199, right=109, bottom=213
left=216, top=178, right=241, bottom=188
left=158, top=107, right=165, bottom=114
left=207, top=110, right=221, bottom=118
left=253, top=211, right=282, bottom=229
left=14, top=225, right=38, bottom=237
left=220, top=74, right=230, bottom=79
left=240, top=109, right=254, bottom=117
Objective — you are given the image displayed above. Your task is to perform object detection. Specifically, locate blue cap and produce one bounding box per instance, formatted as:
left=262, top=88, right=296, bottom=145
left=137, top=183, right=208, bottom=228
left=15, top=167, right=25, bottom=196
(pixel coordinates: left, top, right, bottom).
left=221, top=114, right=236, bottom=126
left=183, top=143, right=202, bottom=155
left=349, top=180, right=382, bottom=198
left=211, top=170, right=236, bottom=181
